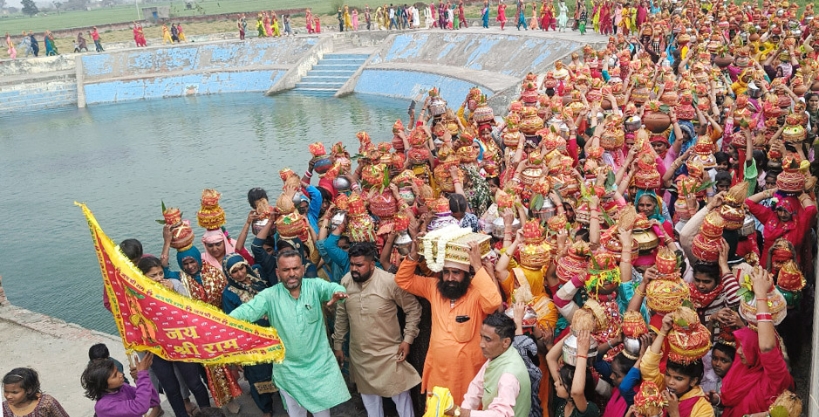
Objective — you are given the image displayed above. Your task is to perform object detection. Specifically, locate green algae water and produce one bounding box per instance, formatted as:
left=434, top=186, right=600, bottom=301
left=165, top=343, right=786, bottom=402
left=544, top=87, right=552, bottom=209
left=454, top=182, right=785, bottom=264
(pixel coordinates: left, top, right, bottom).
left=0, top=92, right=408, bottom=334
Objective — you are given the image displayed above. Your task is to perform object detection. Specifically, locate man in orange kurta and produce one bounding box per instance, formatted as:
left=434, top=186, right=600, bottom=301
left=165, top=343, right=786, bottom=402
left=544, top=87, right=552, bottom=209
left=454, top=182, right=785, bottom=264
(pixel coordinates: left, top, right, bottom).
left=394, top=242, right=502, bottom=405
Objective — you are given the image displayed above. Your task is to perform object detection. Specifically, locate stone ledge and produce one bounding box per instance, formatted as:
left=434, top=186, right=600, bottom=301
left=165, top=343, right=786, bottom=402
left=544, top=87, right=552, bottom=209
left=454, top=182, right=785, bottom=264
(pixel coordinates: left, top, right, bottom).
left=82, top=65, right=291, bottom=85
left=0, top=303, right=121, bottom=343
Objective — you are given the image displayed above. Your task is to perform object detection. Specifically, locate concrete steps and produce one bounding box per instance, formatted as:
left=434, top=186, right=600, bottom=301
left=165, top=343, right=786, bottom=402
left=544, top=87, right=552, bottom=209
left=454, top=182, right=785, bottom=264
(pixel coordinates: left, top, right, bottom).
left=294, top=53, right=369, bottom=93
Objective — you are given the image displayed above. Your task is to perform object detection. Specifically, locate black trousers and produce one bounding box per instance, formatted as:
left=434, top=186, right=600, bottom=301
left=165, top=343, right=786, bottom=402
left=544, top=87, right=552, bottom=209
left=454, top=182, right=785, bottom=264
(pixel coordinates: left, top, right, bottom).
left=151, top=356, right=210, bottom=417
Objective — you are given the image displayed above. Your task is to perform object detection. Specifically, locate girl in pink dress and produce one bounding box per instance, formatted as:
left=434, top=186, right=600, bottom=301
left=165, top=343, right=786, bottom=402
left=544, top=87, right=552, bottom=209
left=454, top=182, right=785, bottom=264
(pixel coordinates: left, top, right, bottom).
left=263, top=13, right=273, bottom=37
left=352, top=9, right=359, bottom=30
left=306, top=9, right=314, bottom=33
left=6, top=32, right=17, bottom=59
left=497, top=1, right=507, bottom=30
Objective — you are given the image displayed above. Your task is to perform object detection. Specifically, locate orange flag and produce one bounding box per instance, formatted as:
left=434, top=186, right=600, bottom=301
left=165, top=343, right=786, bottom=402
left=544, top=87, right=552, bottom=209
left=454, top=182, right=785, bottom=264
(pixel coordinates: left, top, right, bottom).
left=77, top=203, right=285, bottom=365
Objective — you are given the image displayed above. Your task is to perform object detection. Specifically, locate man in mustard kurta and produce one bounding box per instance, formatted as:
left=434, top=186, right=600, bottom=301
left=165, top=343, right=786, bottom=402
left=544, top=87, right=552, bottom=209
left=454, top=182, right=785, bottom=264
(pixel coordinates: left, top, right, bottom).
left=333, top=243, right=422, bottom=417
left=395, top=239, right=502, bottom=405
left=229, top=249, right=350, bottom=417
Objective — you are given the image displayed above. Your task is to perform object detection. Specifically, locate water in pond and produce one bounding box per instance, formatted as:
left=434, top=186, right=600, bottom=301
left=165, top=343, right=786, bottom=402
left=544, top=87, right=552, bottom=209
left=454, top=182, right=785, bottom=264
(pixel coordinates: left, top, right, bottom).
left=0, top=92, right=409, bottom=334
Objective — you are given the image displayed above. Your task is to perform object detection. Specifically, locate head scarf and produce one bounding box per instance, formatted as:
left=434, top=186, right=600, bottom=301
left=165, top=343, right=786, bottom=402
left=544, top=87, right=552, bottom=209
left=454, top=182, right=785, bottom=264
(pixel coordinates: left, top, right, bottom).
left=472, top=139, right=485, bottom=161
left=201, top=229, right=236, bottom=270
left=650, top=135, right=670, bottom=158
left=634, top=189, right=664, bottom=222
left=775, top=196, right=800, bottom=215
left=668, top=120, right=697, bottom=154
left=633, top=253, right=655, bottom=267
left=649, top=134, right=670, bottom=146
left=221, top=253, right=267, bottom=303
left=176, top=246, right=203, bottom=272
left=769, top=239, right=795, bottom=265
left=318, top=177, right=337, bottom=199
left=222, top=252, right=249, bottom=277
left=719, top=328, right=792, bottom=415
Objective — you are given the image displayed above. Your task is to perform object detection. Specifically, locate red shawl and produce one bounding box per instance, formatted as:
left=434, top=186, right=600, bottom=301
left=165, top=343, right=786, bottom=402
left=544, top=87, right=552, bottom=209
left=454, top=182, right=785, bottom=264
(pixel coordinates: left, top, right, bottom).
left=720, top=328, right=794, bottom=417
left=689, top=280, right=726, bottom=310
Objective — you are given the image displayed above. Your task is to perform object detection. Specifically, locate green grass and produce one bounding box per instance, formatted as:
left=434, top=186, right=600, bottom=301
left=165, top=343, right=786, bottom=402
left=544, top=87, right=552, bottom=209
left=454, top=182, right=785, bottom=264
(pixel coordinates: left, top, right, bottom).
left=0, top=0, right=391, bottom=33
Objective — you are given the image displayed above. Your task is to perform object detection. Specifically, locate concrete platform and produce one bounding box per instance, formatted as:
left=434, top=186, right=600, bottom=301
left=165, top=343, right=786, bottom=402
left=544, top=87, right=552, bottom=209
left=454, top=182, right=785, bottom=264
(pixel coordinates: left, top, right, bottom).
left=0, top=302, right=370, bottom=417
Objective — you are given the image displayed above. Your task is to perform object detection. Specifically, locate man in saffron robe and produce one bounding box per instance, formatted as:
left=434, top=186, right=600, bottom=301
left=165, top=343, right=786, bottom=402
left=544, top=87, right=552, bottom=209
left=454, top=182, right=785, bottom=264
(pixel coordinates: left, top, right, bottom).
left=395, top=238, right=502, bottom=405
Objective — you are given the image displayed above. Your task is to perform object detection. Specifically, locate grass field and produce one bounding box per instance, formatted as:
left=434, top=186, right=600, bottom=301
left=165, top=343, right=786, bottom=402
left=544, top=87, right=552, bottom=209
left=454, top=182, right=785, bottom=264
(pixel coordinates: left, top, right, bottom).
left=0, top=0, right=398, bottom=34
left=3, top=0, right=810, bottom=36
left=2, top=0, right=486, bottom=54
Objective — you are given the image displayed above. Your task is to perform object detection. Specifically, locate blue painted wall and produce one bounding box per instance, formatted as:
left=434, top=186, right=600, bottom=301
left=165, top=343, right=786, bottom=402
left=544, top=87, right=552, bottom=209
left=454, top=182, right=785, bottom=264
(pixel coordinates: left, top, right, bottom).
left=369, top=33, right=582, bottom=76
left=81, top=38, right=317, bottom=82
left=84, top=70, right=284, bottom=105
left=79, top=38, right=318, bottom=105
left=354, top=69, right=493, bottom=105
left=0, top=82, right=77, bottom=113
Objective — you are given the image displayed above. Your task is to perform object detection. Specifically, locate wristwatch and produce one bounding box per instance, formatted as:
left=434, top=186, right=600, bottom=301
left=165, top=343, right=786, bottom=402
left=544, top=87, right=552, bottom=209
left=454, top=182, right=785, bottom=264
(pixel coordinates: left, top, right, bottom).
left=453, top=407, right=461, bottom=417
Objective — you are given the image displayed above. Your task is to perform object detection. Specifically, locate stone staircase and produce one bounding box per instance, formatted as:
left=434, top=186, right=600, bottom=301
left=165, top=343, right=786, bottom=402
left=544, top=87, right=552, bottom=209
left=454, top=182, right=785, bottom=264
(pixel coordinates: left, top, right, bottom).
left=293, top=53, right=369, bottom=95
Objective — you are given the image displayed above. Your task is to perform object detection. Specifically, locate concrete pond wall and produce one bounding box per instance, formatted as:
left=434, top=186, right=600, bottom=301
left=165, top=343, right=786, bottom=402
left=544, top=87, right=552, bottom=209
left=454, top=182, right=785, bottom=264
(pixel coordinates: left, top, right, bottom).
left=79, top=37, right=319, bottom=105
left=345, top=32, right=592, bottom=110
left=1, top=30, right=601, bottom=113
left=0, top=55, right=79, bottom=113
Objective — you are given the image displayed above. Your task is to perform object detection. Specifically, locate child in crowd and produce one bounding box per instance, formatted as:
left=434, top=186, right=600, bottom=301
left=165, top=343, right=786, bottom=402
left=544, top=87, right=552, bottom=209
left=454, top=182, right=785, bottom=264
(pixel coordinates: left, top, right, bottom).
left=547, top=330, right=601, bottom=417
left=641, top=314, right=713, bottom=417
left=2, top=368, right=69, bottom=417
left=89, top=343, right=130, bottom=385
left=82, top=353, right=160, bottom=417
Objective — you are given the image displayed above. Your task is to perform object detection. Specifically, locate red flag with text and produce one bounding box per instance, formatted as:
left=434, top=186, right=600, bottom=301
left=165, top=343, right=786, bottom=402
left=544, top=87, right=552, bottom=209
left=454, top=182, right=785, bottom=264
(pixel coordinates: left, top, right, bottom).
left=77, top=203, right=285, bottom=365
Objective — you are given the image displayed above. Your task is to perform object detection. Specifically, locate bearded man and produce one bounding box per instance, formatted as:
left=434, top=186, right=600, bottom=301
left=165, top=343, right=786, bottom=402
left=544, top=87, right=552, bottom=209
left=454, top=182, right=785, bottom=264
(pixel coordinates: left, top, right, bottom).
left=333, top=243, right=422, bottom=417
left=230, top=249, right=350, bottom=417
left=395, top=238, right=502, bottom=405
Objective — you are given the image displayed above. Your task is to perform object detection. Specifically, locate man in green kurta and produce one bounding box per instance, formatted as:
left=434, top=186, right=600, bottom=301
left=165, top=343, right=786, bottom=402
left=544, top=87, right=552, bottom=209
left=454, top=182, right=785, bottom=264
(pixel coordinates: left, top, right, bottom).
left=229, top=249, right=350, bottom=417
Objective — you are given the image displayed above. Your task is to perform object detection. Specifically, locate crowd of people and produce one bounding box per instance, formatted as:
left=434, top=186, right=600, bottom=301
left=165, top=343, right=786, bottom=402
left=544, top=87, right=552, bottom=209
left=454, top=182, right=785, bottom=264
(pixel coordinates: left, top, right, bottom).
left=4, top=29, right=89, bottom=58
left=238, top=11, right=294, bottom=39
left=0, top=22, right=195, bottom=59
left=3, top=26, right=105, bottom=59
left=5, top=1, right=819, bottom=417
